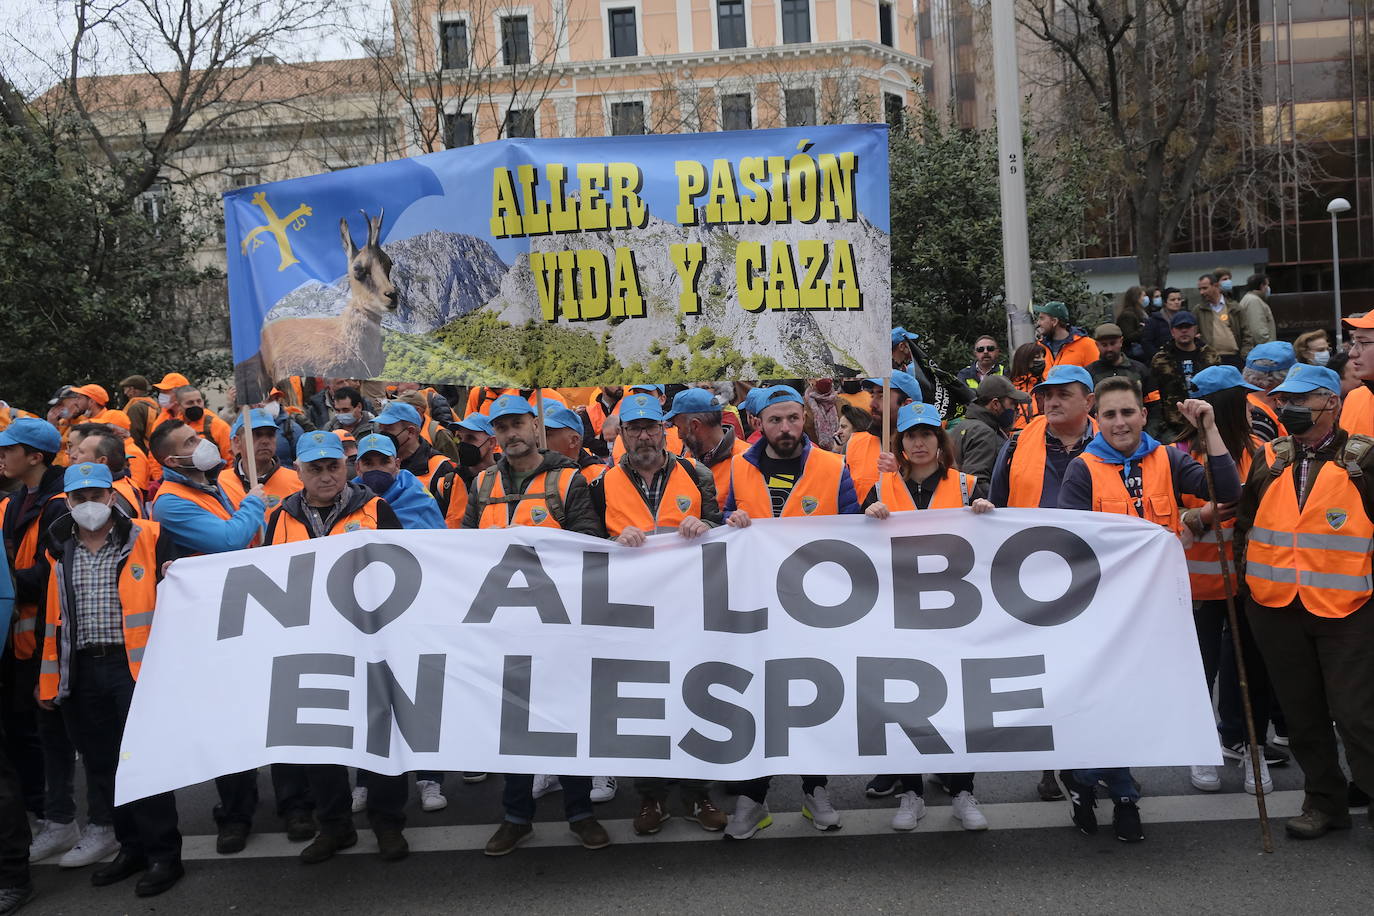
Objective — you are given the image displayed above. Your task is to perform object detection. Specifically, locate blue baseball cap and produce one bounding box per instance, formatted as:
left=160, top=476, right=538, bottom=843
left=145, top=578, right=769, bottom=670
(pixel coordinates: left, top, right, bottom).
left=230, top=408, right=278, bottom=436
left=664, top=388, right=722, bottom=420
left=295, top=430, right=346, bottom=463
left=543, top=403, right=586, bottom=435
left=1189, top=365, right=1260, bottom=397
left=488, top=395, right=536, bottom=420
left=866, top=371, right=924, bottom=404
left=63, top=462, right=113, bottom=493
left=0, top=417, right=61, bottom=453
left=1171, top=310, right=1199, bottom=328
left=628, top=383, right=664, bottom=395
left=1270, top=363, right=1342, bottom=396
left=891, top=327, right=919, bottom=345
left=619, top=392, right=665, bottom=423
left=756, top=385, right=804, bottom=416
left=1034, top=364, right=1095, bottom=392
left=1246, top=341, right=1297, bottom=372
left=740, top=387, right=770, bottom=416
left=896, top=402, right=944, bottom=432
left=356, top=433, right=397, bottom=458
left=455, top=412, right=495, bottom=436
left=374, top=401, right=423, bottom=428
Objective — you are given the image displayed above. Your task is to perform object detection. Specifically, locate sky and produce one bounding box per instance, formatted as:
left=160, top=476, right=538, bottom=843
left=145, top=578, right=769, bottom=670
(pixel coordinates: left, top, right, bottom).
left=1, top=0, right=393, bottom=97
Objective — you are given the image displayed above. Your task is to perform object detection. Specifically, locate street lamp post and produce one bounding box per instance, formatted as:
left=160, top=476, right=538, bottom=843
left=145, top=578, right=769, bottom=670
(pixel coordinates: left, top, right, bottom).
left=1329, top=197, right=1352, bottom=347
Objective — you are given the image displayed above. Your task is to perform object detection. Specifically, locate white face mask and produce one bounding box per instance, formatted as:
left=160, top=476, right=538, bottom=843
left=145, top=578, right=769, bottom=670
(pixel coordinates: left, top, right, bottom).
left=171, top=438, right=223, bottom=472
left=263, top=401, right=281, bottom=418
left=158, top=392, right=173, bottom=408
left=70, top=500, right=112, bottom=531
left=335, top=411, right=355, bottom=425
left=1311, top=350, right=1331, bottom=366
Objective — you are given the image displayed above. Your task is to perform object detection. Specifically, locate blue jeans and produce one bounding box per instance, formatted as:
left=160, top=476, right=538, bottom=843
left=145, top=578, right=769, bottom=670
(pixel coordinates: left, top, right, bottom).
left=502, top=775, right=592, bottom=824
left=1073, top=767, right=1138, bottom=802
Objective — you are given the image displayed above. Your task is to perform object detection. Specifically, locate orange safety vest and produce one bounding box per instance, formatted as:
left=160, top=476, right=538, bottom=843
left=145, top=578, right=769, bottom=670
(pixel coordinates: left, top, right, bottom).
left=703, top=437, right=748, bottom=499
left=415, top=453, right=450, bottom=490
left=1248, top=392, right=1288, bottom=437
left=39, top=520, right=160, bottom=700
left=112, top=476, right=146, bottom=520
left=123, top=440, right=150, bottom=493
left=1078, top=446, right=1180, bottom=533
left=1180, top=444, right=1256, bottom=600
left=602, top=457, right=703, bottom=537
left=582, top=463, right=609, bottom=484
left=474, top=466, right=576, bottom=529
left=586, top=392, right=614, bottom=437
left=0, top=405, right=36, bottom=433
left=8, top=493, right=63, bottom=660
left=267, top=497, right=384, bottom=544
left=1340, top=385, right=1374, bottom=436
left=218, top=464, right=302, bottom=511
left=1246, top=441, right=1374, bottom=618
left=1006, top=416, right=1097, bottom=508
left=878, top=468, right=976, bottom=512
left=441, top=472, right=471, bottom=530
left=152, top=477, right=259, bottom=551
left=467, top=387, right=517, bottom=416
left=1038, top=333, right=1100, bottom=371
left=730, top=446, right=845, bottom=518
left=844, top=430, right=882, bottom=504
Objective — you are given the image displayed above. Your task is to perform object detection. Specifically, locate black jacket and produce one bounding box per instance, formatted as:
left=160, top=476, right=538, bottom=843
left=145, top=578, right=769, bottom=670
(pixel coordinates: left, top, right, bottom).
left=2, top=464, right=68, bottom=604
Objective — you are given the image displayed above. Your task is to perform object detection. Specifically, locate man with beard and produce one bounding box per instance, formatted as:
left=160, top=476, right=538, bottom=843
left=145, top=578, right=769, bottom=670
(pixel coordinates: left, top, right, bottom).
left=719, top=385, right=860, bottom=839
left=665, top=387, right=747, bottom=499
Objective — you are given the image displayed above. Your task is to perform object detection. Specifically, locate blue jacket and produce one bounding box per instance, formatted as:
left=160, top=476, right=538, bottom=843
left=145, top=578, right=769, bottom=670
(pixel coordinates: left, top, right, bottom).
left=724, top=436, right=860, bottom=517
left=0, top=560, right=14, bottom=639
left=355, top=470, right=445, bottom=530
left=152, top=466, right=266, bottom=556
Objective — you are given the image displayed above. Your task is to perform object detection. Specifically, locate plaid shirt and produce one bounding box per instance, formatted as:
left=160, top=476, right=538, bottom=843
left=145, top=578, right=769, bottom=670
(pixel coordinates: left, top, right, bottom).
left=1296, top=429, right=1339, bottom=511
left=70, top=533, right=125, bottom=648
left=622, top=452, right=673, bottom=516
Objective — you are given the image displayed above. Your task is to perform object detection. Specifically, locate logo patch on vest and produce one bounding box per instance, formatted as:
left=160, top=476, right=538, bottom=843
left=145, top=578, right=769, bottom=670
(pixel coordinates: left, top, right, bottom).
left=531, top=507, right=548, bottom=523
left=1327, top=508, right=1348, bottom=530
left=266, top=495, right=281, bottom=507
left=801, top=496, right=818, bottom=515
left=676, top=495, right=691, bottom=512
left=344, top=521, right=361, bottom=531
left=130, top=564, right=145, bottom=581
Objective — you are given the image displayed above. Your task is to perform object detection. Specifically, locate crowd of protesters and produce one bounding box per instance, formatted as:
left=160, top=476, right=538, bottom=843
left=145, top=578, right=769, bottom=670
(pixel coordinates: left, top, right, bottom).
left=1, top=269, right=1372, bottom=910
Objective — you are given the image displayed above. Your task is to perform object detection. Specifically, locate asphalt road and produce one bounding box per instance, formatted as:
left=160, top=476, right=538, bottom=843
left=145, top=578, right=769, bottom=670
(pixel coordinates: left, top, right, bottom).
left=19, top=762, right=1374, bottom=915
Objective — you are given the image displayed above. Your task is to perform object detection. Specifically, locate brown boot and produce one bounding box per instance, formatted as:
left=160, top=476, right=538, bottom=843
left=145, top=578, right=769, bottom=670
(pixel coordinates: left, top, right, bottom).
left=570, top=817, right=611, bottom=849
left=1285, top=807, right=1353, bottom=839
left=633, top=798, right=670, bottom=835
left=483, top=821, right=533, bottom=857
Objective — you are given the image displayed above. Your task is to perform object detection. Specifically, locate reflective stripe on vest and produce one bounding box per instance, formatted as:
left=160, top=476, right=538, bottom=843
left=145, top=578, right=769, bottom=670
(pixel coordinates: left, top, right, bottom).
left=603, top=459, right=703, bottom=537
left=1080, top=446, right=1180, bottom=533
left=10, top=493, right=63, bottom=660
left=39, top=520, right=161, bottom=701
left=879, top=468, right=974, bottom=511
left=1181, top=446, right=1254, bottom=600
left=1246, top=441, right=1374, bottom=617
left=476, top=467, right=575, bottom=529
left=844, top=431, right=881, bottom=504
left=729, top=446, right=844, bottom=518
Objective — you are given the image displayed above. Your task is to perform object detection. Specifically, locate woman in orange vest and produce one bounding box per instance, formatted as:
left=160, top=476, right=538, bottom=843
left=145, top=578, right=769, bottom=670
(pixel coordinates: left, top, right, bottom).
left=859, top=401, right=994, bottom=833
left=1057, top=375, right=1240, bottom=843
left=1172, top=365, right=1283, bottom=794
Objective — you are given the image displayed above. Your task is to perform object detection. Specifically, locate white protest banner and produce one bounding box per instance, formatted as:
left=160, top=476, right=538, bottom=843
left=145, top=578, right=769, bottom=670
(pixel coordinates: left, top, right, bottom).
left=117, top=510, right=1220, bottom=804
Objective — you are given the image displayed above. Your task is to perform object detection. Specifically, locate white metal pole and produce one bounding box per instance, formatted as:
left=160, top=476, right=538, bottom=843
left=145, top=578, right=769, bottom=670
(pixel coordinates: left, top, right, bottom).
left=991, top=0, right=1035, bottom=350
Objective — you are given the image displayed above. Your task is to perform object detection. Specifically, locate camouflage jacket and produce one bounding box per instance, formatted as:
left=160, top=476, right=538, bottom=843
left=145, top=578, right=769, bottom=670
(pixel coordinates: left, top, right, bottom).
left=1150, top=342, right=1222, bottom=434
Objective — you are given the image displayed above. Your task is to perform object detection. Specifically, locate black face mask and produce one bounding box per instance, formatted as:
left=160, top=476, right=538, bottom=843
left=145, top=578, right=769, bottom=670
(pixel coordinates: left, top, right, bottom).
left=1277, top=404, right=1329, bottom=437
left=184, top=405, right=205, bottom=423
left=379, top=432, right=403, bottom=453
left=840, top=379, right=862, bottom=395
left=457, top=440, right=483, bottom=467
left=360, top=469, right=395, bottom=494
left=997, top=406, right=1017, bottom=430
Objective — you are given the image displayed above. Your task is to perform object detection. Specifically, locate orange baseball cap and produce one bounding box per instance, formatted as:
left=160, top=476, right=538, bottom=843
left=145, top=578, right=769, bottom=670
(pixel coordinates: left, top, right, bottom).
left=154, top=372, right=190, bottom=391
left=71, top=384, right=109, bottom=406
left=102, top=410, right=131, bottom=430
left=1343, top=312, right=1374, bottom=329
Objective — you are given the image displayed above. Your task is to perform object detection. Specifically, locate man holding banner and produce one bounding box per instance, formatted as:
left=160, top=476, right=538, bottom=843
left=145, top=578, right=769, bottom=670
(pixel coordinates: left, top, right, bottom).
left=263, top=431, right=411, bottom=863
left=721, top=384, right=860, bottom=838
left=1057, top=377, right=1239, bottom=841
left=461, top=395, right=610, bottom=856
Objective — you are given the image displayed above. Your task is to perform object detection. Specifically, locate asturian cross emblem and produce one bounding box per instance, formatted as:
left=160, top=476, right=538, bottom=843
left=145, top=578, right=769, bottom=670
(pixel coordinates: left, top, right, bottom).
left=240, top=191, right=312, bottom=271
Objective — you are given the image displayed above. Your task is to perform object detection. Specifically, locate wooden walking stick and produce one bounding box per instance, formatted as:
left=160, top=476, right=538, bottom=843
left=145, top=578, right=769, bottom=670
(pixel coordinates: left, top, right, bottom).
left=879, top=377, right=892, bottom=502
left=1200, top=433, right=1274, bottom=854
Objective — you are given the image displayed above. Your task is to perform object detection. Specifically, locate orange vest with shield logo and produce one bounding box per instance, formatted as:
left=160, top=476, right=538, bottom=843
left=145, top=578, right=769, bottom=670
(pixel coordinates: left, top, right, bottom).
left=1078, top=446, right=1180, bottom=532
left=878, top=468, right=975, bottom=511
left=729, top=446, right=845, bottom=518
left=474, top=467, right=576, bottom=529
left=602, top=457, right=704, bottom=537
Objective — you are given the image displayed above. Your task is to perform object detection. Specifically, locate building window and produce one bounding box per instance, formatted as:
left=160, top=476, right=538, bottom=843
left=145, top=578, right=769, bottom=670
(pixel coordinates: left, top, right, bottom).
left=721, top=93, right=751, bottom=131
left=505, top=108, right=536, bottom=138
left=501, top=15, right=530, bottom=65
left=611, top=100, right=645, bottom=135
left=444, top=111, right=474, bottom=147
left=884, top=92, right=905, bottom=128
left=609, top=8, right=637, bottom=58
left=785, top=88, right=816, bottom=127
left=229, top=171, right=260, bottom=188
left=718, top=0, right=746, bottom=49
left=879, top=2, right=894, bottom=47
left=781, top=0, right=810, bottom=44
left=139, top=179, right=170, bottom=224
left=440, top=20, right=469, bottom=69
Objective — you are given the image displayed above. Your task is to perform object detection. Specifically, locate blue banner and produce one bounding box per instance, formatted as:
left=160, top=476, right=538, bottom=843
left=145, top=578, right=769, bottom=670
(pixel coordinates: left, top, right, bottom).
left=226, top=124, right=890, bottom=398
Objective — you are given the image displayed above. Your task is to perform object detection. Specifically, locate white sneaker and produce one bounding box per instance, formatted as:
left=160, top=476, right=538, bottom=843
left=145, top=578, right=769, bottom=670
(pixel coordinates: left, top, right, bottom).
left=890, top=791, right=926, bottom=831
left=724, top=799, right=772, bottom=839
left=351, top=786, right=367, bottom=814
left=590, top=776, right=617, bottom=803
left=1190, top=765, right=1221, bottom=792
left=951, top=791, right=989, bottom=830
left=801, top=786, right=841, bottom=831
left=1242, top=749, right=1273, bottom=795
left=531, top=774, right=561, bottom=799
left=417, top=779, right=448, bottom=812
left=58, top=823, right=119, bottom=868
left=29, top=819, right=80, bottom=862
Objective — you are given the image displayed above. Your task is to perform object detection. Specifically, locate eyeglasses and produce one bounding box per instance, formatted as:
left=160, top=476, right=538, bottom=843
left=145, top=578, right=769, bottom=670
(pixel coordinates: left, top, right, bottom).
left=1349, top=337, right=1374, bottom=351
left=975, top=346, right=998, bottom=353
